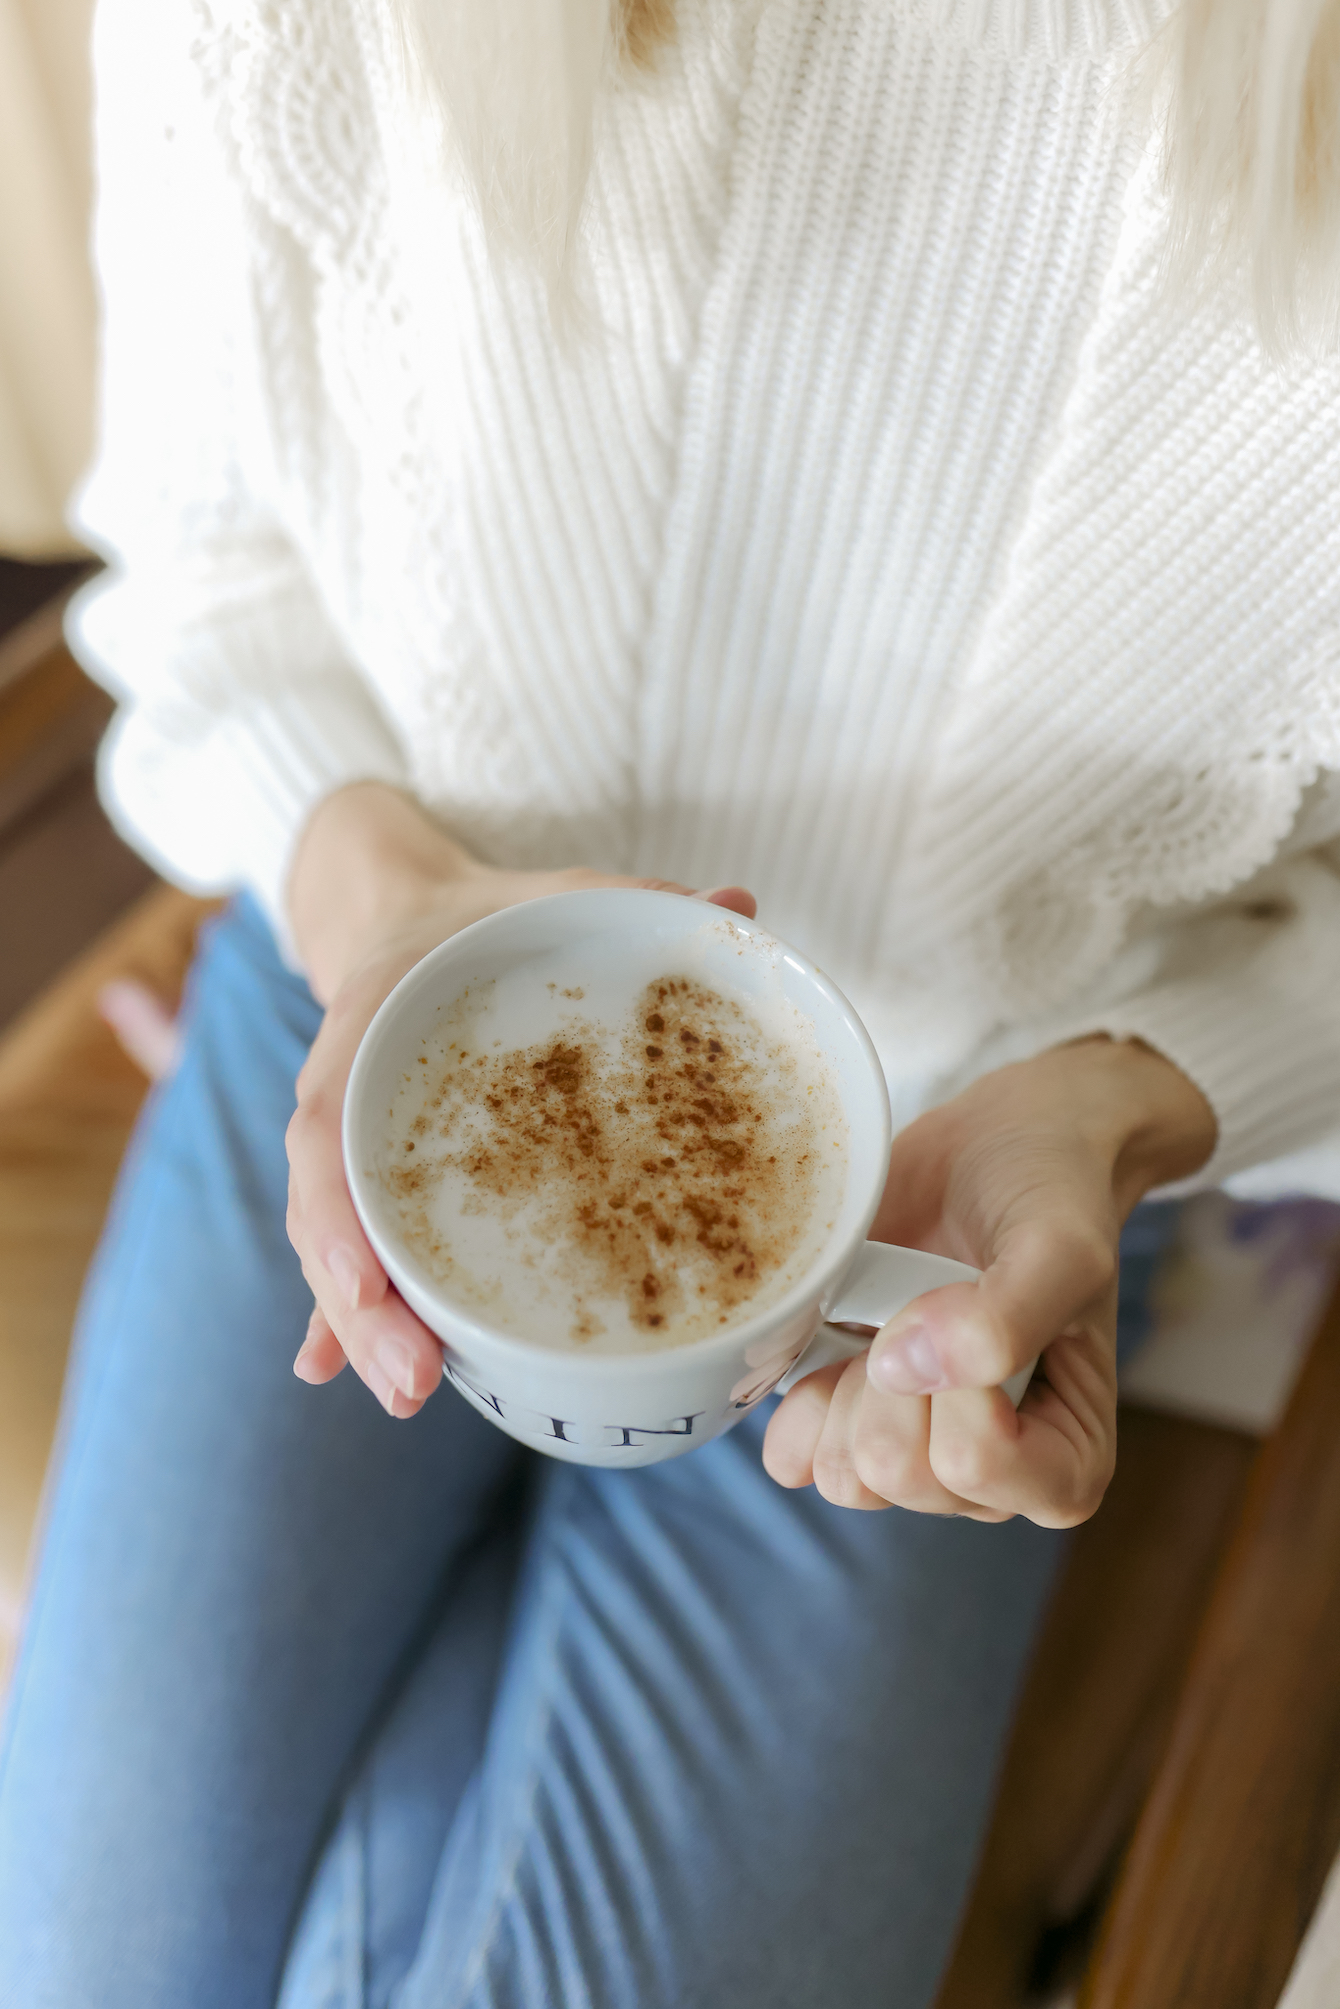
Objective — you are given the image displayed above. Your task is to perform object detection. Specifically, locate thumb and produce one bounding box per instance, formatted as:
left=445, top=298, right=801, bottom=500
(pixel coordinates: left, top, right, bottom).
left=696, top=884, right=757, bottom=918
left=865, top=1206, right=1117, bottom=1397
left=626, top=877, right=757, bottom=919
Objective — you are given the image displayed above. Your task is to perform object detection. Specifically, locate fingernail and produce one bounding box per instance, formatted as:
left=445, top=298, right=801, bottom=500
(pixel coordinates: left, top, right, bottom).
left=293, top=1309, right=324, bottom=1381
left=327, top=1245, right=362, bottom=1313
left=362, top=1361, right=404, bottom=1417
left=375, top=1333, right=418, bottom=1401
left=867, top=1323, right=951, bottom=1395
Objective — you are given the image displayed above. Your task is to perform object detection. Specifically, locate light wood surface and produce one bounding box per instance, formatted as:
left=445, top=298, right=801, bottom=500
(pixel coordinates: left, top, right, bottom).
left=0, top=885, right=212, bottom=1687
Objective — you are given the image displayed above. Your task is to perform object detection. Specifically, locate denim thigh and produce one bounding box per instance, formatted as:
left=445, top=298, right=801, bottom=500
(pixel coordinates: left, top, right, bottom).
left=281, top=1207, right=1177, bottom=2009
left=0, top=899, right=524, bottom=2009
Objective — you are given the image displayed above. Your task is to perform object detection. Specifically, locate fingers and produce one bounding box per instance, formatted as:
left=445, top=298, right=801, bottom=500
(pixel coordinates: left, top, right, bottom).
left=287, top=861, right=756, bottom=1425
left=852, top=1207, right=1118, bottom=1525
left=842, top=1372, right=994, bottom=1516
left=763, top=1268, right=1116, bottom=1523
left=763, top=1361, right=850, bottom=1488
left=764, top=1357, right=1004, bottom=1517
left=309, top=1283, right=441, bottom=1419
left=835, top=1053, right=1132, bottom=1522
left=807, top=1358, right=910, bottom=1511
left=698, top=885, right=758, bottom=918
left=293, top=1305, right=347, bottom=1384
left=287, top=987, right=445, bottom=1418
left=926, top=1324, right=1117, bottom=1527
left=626, top=875, right=759, bottom=921
left=764, top=1347, right=1108, bottom=1525
left=97, top=978, right=183, bottom=1080
left=866, top=1211, right=1116, bottom=1398
left=804, top=1357, right=969, bottom=1513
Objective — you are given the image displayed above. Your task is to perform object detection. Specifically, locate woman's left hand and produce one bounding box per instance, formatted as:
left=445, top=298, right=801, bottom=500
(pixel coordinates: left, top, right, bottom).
left=762, top=1038, right=1216, bottom=1526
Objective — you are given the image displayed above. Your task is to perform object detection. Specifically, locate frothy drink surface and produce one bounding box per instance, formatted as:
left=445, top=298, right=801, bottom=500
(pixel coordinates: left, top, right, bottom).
left=377, top=941, right=847, bottom=1353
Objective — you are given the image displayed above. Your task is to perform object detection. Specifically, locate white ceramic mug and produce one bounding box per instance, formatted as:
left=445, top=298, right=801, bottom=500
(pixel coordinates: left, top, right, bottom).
left=343, top=889, right=1033, bottom=1468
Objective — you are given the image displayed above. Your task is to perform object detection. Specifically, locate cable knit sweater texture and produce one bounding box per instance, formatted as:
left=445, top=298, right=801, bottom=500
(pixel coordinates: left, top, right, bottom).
left=73, top=0, right=1340, bottom=1190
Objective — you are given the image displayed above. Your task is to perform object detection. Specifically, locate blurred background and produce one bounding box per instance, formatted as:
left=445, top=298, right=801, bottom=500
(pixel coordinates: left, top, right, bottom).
left=1, top=0, right=96, bottom=561
left=2, top=5, right=1340, bottom=2004
left=0, top=0, right=160, bottom=1017
left=0, top=0, right=209, bottom=1691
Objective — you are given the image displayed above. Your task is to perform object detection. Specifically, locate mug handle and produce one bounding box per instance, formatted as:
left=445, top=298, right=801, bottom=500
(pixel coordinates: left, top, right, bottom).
left=776, top=1241, right=1038, bottom=1406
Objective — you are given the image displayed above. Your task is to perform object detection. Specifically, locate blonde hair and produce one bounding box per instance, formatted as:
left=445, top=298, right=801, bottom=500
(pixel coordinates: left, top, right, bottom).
left=1163, top=0, right=1340, bottom=347
left=397, top=0, right=1340, bottom=347
left=391, top=0, right=673, bottom=306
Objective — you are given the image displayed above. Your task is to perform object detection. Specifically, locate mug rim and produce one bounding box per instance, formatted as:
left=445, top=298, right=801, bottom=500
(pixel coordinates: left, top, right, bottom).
left=342, top=888, right=893, bottom=1380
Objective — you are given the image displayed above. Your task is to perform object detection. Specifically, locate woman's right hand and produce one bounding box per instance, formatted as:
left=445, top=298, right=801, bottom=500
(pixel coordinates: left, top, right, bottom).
left=284, top=782, right=755, bottom=1417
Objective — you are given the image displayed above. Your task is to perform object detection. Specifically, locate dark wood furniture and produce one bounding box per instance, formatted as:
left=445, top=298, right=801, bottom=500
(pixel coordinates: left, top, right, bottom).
left=937, top=1292, right=1340, bottom=2008
left=0, top=565, right=154, bottom=1029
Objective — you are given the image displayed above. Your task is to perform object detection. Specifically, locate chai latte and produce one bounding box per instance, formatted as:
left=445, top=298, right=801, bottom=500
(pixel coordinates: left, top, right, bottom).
left=376, top=939, right=847, bottom=1353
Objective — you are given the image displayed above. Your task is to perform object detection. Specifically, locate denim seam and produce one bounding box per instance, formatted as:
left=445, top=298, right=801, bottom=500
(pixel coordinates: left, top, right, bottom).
left=409, top=1471, right=580, bottom=2009
left=341, top=1785, right=371, bottom=2009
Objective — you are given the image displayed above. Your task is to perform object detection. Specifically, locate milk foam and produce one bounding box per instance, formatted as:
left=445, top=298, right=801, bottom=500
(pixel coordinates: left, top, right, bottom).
left=376, top=921, right=848, bottom=1354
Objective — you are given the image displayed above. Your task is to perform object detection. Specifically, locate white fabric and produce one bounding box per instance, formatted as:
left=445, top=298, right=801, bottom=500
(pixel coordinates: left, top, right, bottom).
left=1280, top=1849, right=1340, bottom=2009
left=70, top=0, right=1340, bottom=1193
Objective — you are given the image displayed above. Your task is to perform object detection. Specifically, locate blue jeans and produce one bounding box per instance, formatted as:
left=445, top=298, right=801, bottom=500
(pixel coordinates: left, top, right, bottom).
left=0, top=899, right=1167, bottom=2009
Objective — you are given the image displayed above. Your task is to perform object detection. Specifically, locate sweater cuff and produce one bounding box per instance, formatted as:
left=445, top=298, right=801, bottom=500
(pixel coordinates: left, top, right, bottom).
left=98, top=677, right=408, bottom=963
left=212, top=683, right=409, bottom=945
left=1045, top=978, right=1340, bottom=1198
left=77, top=558, right=412, bottom=960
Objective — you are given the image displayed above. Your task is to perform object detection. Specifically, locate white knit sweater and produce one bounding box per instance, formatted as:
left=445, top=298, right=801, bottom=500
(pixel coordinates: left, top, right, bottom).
left=72, top=0, right=1340, bottom=1192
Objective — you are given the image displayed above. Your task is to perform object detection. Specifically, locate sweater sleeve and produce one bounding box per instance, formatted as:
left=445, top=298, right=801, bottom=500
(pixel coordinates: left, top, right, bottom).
left=987, top=835, right=1340, bottom=1196
left=69, top=0, right=408, bottom=947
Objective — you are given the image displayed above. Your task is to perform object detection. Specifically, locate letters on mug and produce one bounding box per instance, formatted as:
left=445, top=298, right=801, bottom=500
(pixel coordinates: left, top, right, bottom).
left=444, top=1363, right=707, bottom=1448
left=607, top=1415, right=704, bottom=1445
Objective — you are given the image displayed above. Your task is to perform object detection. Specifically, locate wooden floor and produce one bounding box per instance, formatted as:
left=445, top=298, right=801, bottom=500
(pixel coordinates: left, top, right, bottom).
left=0, top=885, right=210, bottom=1687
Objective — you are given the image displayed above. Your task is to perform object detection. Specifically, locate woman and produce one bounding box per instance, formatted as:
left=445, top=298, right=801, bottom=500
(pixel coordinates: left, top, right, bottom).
left=2, top=0, right=1338, bottom=2002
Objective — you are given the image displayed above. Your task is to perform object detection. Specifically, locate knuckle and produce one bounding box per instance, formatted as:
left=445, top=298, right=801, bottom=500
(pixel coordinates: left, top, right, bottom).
left=972, top=1327, right=1021, bottom=1387
left=290, top=1086, right=334, bottom=1141
left=761, top=1426, right=810, bottom=1488
left=931, top=1430, right=992, bottom=1499
left=1061, top=1223, right=1117, bottom=1304
left=1068, top=1446, right=1117, bottom=1524
left=299, top=1264, right=326, bottom=1311
left=1041, top=1488, right=1103, bottom=1530
left=853, top=1438, right=914, bottom=1504
left=811, top=1448, right=867, bottom=1510
left=1031, top=1443, right=1117, bottom=1529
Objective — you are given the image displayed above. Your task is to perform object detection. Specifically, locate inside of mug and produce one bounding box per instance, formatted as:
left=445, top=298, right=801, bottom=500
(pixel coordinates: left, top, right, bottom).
left=345, top=888, right=893, bottom=1351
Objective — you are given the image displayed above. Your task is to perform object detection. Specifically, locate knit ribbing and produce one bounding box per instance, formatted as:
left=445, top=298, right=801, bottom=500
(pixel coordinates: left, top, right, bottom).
left=72, top=0, right=1340, bottom=1186
left=903, top=153, right=1340, bottom=1024
left=635, top=0, right=1138, bottom=992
